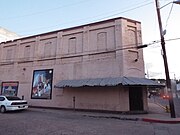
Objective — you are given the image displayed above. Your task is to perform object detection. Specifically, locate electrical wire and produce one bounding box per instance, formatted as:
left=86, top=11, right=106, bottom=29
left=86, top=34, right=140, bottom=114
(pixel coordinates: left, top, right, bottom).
left=0, top=0, right=91, bottom=20
left=89, top=2, right=153, bottom=23
left=17, top=1, right=153, bottom=36
left=164, top=0, right=174, bottom=29
left=165, top=37, right=180, bottom=42
left=141, top=37, right=180, bottom=50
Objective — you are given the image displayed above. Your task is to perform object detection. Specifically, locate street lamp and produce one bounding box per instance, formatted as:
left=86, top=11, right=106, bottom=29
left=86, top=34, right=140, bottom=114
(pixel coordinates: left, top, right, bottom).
left=155, top=0, right=180, bottom=118
left=160, top=0, right=180, bottom=9
left=173, top=0, right=180, bottom=5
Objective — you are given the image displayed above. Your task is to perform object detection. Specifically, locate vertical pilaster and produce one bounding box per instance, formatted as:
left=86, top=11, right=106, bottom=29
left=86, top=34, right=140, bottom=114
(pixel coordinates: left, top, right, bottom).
left=83, top=26, right=90, bottom=61
left=115, top=19, right=125, bottom=76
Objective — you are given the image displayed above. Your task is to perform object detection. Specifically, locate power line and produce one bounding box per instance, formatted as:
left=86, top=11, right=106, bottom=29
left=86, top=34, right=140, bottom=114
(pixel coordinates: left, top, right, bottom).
left=89, top=2, right=153, bottom=23
left=0, top=0, right=91, bottom=21
left=17, top=1, right=154, bottom=36
left=164, top=1, right=174, bottom=29
left=165, top=37, right=180, bottom=42
left=142, top=37, right=180, bottom=49
left=86, top=36, right=180, bottom=51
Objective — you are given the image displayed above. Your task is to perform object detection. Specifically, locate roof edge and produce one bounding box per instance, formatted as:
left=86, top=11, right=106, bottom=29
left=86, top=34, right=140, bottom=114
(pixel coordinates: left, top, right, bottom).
left=1, top=16, right=141, bottom=44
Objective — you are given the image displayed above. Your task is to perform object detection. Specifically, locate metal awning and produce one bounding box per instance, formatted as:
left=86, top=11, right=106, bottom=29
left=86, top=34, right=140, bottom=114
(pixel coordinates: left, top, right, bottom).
left=54, top=76, right=163, bottom=88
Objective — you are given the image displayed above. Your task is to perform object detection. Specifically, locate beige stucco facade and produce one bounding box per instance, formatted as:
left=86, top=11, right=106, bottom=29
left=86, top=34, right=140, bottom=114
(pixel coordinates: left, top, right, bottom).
left=0, top=17, right=148, bottom=112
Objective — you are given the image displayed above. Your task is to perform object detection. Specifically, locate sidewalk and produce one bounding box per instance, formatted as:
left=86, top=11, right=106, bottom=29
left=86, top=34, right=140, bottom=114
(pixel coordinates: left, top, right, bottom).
left=29, top=99, right=180, bottom=124
left=81, top=101, right=180, bottom=124
left=141, top=102, right=180, bottom=124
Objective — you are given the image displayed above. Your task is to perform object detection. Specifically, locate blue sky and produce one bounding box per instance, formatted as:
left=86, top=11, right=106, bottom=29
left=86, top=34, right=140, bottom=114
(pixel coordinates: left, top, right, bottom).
left=0, top=0, right=155, bottom=36
left=0, top=0, right=180, bottom=79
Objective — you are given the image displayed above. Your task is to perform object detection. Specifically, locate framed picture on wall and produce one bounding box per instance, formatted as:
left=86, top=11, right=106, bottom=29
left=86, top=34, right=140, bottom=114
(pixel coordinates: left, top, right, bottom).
left=31, top=69, right=53, bottom=99
left=1, top=82, right=19, bottom=96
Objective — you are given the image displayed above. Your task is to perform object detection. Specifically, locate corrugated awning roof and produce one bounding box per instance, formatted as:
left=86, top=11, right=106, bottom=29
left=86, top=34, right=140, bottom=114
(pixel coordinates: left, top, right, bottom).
left=54, top=76, right=163, bottom=88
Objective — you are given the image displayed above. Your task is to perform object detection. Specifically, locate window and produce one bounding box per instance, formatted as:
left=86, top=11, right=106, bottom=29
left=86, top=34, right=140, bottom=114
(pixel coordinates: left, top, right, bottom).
left=0, top=97, right=5, bottom=101
left=6, top=96, right=21, bottom=101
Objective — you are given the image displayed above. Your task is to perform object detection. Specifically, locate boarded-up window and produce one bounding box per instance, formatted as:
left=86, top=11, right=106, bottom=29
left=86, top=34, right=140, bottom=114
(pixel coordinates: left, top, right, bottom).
left=24, top=45, right=31, bottom=58
left=128, top=50, right=139, bottom=62
left=97, top=32, right=107, bottom=50
left=89, top=27, right=115, bottom=52
left=44, top=42, right=52, bottom=57
left=128, top=27, right=137, bottom=46
left=6, top=48, right=13, bottom=60
left=40, top=37, right=57, bottom=58
left=68, top=37, right=76, bottom=54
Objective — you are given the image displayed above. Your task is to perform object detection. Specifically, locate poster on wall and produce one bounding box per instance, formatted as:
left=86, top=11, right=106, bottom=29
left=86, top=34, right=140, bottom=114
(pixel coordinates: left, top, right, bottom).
left=31, top=69, right=53, bottom=99
left=1, top=82, right=19, bottom=96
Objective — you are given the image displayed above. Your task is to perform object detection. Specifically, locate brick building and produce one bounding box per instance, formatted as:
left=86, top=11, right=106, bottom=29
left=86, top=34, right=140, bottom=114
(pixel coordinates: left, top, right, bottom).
left=0, top=17, right=160, bottom=113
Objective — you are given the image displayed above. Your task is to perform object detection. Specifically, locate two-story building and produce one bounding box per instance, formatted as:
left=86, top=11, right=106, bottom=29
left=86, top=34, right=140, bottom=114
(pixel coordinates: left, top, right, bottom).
left=0, top=17, right=160, bottom=113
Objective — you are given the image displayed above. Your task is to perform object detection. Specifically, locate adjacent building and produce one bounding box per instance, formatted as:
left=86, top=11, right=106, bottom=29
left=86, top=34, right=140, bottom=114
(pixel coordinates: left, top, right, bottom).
left=0, top=27, right=19, bottom=42
left=0, top=17, right=160, bottom=113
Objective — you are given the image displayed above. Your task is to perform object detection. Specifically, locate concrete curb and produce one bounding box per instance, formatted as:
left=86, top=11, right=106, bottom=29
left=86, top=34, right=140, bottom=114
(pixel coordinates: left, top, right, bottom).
left=84, top=114, right=180, bottom=124
left=142, top=118, right=180, bottom=124
left=83, top=115, right=140, bottom=121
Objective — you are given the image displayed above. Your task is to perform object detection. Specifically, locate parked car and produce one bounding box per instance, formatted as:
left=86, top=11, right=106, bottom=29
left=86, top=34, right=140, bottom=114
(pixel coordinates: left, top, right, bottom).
left=0, top=95, right=28, bottom=113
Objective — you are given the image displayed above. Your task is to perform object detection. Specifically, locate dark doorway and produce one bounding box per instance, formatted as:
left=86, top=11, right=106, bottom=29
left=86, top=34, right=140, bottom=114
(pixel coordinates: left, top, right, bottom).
left=129, top=87, right=143, bottom=111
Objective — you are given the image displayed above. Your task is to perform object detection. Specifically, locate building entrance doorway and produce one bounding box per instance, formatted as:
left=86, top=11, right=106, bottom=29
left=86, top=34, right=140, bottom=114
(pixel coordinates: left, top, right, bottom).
left=129, top=87, right=143, bottom=111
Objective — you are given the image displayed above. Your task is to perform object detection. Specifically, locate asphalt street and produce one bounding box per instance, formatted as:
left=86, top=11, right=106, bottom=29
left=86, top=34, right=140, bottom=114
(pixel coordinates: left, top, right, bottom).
left=0, top=107, right=180, bottom=135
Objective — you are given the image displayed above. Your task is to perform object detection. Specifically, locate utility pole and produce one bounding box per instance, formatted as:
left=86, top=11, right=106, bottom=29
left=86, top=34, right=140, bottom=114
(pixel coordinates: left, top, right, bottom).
left=155, top=0, right=176, bottom=118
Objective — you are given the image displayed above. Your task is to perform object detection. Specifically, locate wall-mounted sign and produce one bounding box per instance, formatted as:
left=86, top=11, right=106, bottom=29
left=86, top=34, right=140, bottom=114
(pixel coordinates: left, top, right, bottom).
left=1, top=82, right=19, bottom=96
